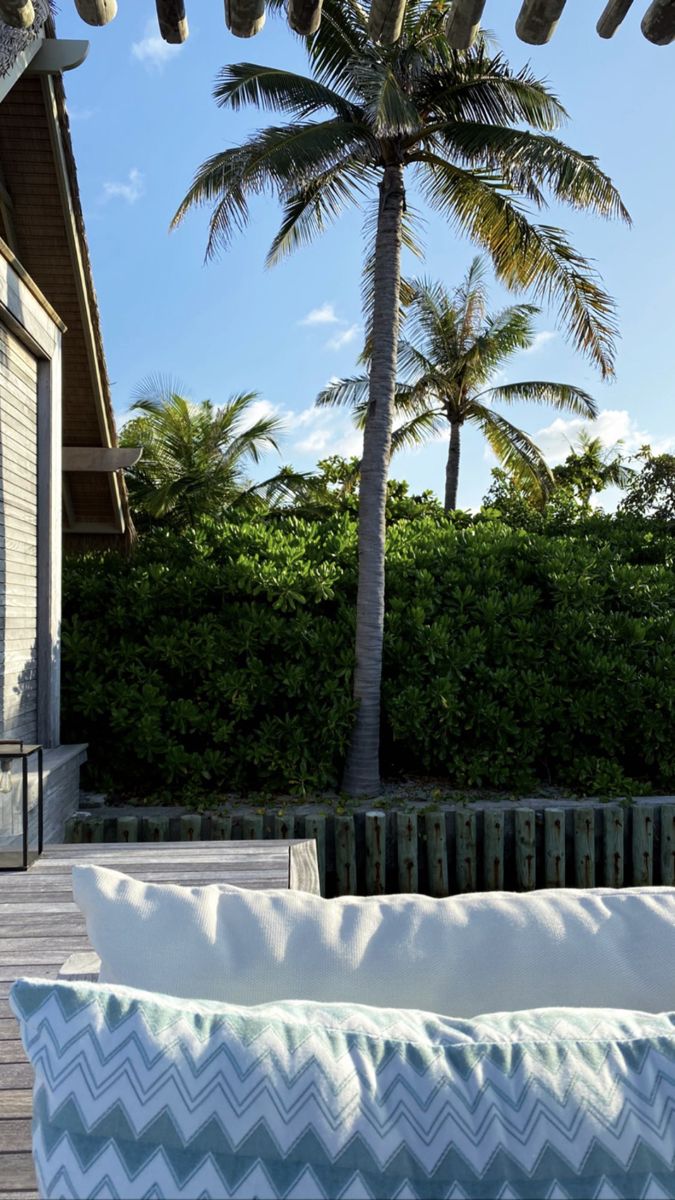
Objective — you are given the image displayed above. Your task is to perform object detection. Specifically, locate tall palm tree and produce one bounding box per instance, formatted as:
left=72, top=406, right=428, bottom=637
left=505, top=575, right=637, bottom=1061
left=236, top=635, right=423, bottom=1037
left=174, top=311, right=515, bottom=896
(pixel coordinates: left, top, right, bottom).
left=120, top=378, right=288, bottom=528
left=318, top=258, right=598, bottom=510
left=172, top=0, right=629, bottom=795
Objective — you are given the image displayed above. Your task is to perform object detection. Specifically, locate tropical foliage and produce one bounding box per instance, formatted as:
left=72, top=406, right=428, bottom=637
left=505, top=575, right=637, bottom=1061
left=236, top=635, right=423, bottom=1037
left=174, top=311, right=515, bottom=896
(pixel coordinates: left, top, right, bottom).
left=120, top=379, right=293, bottom=529
left=172, top=0, right=629, bottom=794
left=63, top=510, right=675, bottom=801
left=620, top=447, right=675, bottom=522
left=318, top=259, right=598, bottom=509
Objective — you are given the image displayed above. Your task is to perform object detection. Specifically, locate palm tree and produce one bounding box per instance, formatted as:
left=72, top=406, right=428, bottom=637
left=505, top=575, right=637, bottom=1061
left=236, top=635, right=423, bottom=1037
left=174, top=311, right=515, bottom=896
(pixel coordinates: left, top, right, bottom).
left=318, top=258, right=598, bottom=510
left=172, top=0, right=629, bottom=795
left=552, top=430, right=634, bottom=510
left=120, top=378, right=288, bottom=528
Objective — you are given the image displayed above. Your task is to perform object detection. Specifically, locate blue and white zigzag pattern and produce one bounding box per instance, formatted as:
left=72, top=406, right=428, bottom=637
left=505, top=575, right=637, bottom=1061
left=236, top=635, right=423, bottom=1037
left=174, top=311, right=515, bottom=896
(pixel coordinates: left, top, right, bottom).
left=11, top=979, right=675, bottom=1200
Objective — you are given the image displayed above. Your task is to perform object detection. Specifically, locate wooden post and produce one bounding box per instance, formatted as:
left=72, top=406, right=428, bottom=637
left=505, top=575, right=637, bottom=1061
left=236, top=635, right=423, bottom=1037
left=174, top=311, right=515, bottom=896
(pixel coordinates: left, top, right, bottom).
left=143, top=816, right=169, bottom=842
left=74, top=0, right=117, bottom=25
left=335, top=815, right=357, bottom=896
left=660, top=806, right=675, bottom=886
left=287, top=0, right=322, bottom=35
left=224, top=0, right=265, bottom=38
left=368, top=0, right=406, bottom=43
left=574, top=807, right=595, bottom=888
left=632, top=806, right=654, bottom=885
left=242, top=814, right=263, bottom=840
left=603, top=806, right=624, bottom=887
left=456, top=811, right=477, bottom=893
left=303, top=815, right=326, bottom=896
left=0, top=0, right=34, bottom=29
left=597, top=0, right=635, bottom=37
left=155, top=0, right=188, bottom=43
left=516, top=0, right=568, bottom=44
left=483, top=810, right=504, bottom=891
left=397, top=812, right=419, bottom=893
left=210, top=814, right=232, bottom=840
left=365, top=812, right=386, bottom=896
left=64, top=816, right=83, bottom=843
left=515, top=808, right=536, bottom=891
left=642, top=0, right=675, bottom=44
left=544, top=809, right=566, bottom=887
left=117, top=816, right=138, bottom=843
left=445, top=0, right=487, bottom=47
left=180, top=814, right=202, bottom=842
left=275, top=814, right=295, bottom=840
left=425, top=813, right=449, bottom=898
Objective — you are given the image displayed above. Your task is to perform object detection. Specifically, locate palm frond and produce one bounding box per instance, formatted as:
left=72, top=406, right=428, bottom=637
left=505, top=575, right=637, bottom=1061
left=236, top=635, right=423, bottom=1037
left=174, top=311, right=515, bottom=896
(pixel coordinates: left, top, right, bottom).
left=390, top=409, right=447, bottom=453
left=214, top=63, right=360, bottom=120
left=315, top=375, right=370, bottom=408
left=267, top=159, right=375, bottom=266
left=473, top=404, right=553, bottom=496
left=481, top=381, right=597, bottom=417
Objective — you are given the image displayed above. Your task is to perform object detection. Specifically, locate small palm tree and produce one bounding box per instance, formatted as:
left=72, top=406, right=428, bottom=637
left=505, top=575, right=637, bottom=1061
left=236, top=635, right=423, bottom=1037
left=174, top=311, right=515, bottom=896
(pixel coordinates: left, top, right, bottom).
left=120, top=378, right=288, bottom=528
left=172, top=0, right=629, bottom=794
left=318, top=258, right=598, bottom=510
left=552, top=430, right=633, bottom=510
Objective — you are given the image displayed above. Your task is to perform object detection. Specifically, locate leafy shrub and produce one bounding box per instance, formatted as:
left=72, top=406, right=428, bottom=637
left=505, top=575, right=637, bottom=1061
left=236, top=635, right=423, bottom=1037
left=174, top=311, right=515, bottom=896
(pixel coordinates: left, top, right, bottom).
left=62, top=511, right=675, bottom=797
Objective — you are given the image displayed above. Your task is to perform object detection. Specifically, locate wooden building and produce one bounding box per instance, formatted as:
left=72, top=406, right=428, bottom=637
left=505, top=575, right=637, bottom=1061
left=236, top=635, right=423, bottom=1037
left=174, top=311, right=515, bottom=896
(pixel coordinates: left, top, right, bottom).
left=0, top=3, right=136, bottom=849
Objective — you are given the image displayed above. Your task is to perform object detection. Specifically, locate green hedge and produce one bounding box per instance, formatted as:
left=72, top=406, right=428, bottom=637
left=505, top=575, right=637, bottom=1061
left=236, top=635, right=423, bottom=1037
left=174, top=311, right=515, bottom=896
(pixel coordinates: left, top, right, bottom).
left=62, top=513, right=675, bottom=797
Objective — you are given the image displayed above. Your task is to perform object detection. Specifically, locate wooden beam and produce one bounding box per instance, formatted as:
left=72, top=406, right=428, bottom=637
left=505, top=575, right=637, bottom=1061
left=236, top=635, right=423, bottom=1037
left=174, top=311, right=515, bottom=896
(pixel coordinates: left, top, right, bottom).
left=224, top=0, right=265, bottom=37
left=515, top=0, right=568, bottom=44
left=74, top=0, right=117, bottom=25
left=288, top=0, right=322, bottom=36
left=642, top=0, right=675, bottom=43
left=368, top=0, right=407, bottom=43
left=0, top=0, right=34, bottom=29
left=597, top=0, right=635, bottom=38
left=445, top=0, right=487, bottom=48
left=156, top=0, right=188, bottom=43
left=62, top=447, right=142, bottom=472
left=26, top=40, right=90, bottom=75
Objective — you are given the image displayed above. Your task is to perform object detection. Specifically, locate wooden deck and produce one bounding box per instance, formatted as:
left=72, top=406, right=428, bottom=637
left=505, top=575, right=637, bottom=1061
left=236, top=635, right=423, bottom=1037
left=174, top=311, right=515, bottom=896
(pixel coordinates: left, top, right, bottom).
left=0, top=839, right=320, bottom=1198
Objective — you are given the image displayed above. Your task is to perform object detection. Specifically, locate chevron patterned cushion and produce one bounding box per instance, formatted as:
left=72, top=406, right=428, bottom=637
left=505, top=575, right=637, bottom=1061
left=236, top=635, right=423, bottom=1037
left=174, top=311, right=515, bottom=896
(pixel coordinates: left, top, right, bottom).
left=11, top=977, right=675, bottom=1200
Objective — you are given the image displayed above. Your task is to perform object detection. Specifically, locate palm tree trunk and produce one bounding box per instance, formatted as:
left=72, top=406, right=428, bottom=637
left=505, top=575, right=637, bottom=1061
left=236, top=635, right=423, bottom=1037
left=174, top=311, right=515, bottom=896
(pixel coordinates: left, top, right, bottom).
left=342, top=163, right=405, bottom=797
left=444, top=421, right=461, bottom=511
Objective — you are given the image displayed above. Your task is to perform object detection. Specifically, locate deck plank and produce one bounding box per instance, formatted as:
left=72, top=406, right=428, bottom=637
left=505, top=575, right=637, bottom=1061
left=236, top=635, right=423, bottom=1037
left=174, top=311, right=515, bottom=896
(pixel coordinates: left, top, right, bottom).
left=0, top=838, right=318, bottom=1197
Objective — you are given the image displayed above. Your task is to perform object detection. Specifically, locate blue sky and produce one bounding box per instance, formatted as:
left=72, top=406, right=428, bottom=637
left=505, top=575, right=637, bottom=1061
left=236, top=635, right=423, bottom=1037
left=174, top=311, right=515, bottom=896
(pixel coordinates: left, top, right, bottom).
left=57, top=0, right=675, bottom=510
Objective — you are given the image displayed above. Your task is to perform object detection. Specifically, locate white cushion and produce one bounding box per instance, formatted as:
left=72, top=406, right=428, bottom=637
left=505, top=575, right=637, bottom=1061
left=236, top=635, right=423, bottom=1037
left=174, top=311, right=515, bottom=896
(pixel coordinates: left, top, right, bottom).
left=72, top=864, right=675, bottom=1015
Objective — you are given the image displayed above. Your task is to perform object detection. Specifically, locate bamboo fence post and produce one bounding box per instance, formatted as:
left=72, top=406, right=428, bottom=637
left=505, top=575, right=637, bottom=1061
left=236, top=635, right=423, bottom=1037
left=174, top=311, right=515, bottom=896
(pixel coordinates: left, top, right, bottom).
left=365, top=812, right=386, bottom=895
left=515, top=808, right=536, bottom=890
left=210, top=814, right=232, bottom=840
left=574, top=807, right=595, bottom=888
left=242, top=814, right=263, bottom=840
left=117, top=816, right=138, bottom=843
left=544, top=809, right=566, bottom=887
left=397, top=812, right=419, bottom=893
left=274, top=814, right=296, bottom=841
left=303, top=815, right=326, bottom=896
left=660, top=806, right=675, bottom=886
left=483, top=810, right=504, bottom=891
left=632, top=806, right=654, bottom=885
left=335, top=815, right=357, bottom=896
left=603, top=805, right=624, bottom=887
left=425, top=812, right=449, bottom=898
left=144, top=815, right=169, bottom=842
left=180, top=814, right=202, bottom=842
left=456, top=810, right=477, bottom=893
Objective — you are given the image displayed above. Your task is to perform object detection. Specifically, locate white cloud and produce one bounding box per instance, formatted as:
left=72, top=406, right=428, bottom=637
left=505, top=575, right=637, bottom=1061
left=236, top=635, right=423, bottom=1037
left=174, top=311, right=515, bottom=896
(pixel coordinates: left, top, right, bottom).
left=68, top=104, right=96, bottom=122
left=533, top=408, right=675, bottom=466
left=131, top=21, right=182, bottom=70
left=522, top=330, right=557, bottom=355
left=299, top=304, right=340, bottom=326
left=326, top=323, right=361, bottom=351
left=285, top=403, right=362, bottom=459
left=102, top=168, right=144, bottom=205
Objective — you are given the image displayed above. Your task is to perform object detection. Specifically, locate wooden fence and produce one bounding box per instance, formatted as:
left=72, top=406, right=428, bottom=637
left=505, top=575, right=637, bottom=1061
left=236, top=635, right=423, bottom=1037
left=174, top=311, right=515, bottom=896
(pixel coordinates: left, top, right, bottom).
left=65, top=803, right=675, bottom=899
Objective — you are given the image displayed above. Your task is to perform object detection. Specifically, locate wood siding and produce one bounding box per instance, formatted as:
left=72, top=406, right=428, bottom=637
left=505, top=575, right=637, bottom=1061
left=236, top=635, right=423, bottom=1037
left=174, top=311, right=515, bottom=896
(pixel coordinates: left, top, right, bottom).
left=0, top=322, right=38, bottom=741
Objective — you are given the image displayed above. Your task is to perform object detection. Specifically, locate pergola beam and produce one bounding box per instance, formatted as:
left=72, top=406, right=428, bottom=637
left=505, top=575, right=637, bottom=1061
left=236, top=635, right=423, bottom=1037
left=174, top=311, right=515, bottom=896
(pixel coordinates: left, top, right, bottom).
left=0, top=0, right=33, bottom=28
left=288, top=0, right=323, bottom=35
left=368, top=0, right=407, bottom=44
left=62, top=447, right=142, bottom=472
left=225, top=0, right=266, bottom=37
left=156, top=0, right=188, bottom=44
left=642, top=0, right=675, bottom=42
left=445, top=0, right=487, bottom=48
left=597, top=0, right=636, bottom=37
left=74, top=0, right=117, bottom=25
left=515, top=0, right=568, bottom=44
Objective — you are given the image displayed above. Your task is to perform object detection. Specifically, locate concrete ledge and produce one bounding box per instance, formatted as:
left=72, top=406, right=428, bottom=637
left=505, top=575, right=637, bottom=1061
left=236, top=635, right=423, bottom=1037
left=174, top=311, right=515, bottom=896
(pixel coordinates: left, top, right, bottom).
left=42, top=743, right=87, bottom=844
